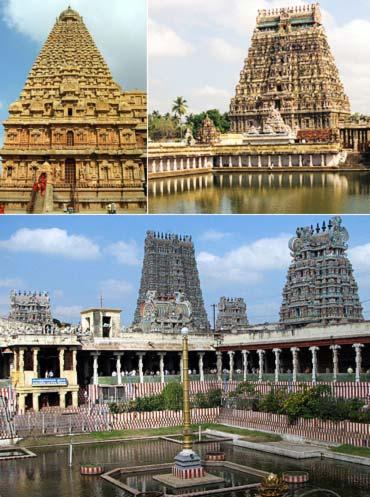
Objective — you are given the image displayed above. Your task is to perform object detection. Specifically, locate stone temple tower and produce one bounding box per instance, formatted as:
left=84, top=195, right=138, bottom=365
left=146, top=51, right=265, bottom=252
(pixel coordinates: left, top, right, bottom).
left=216, top=297, right=249, bottom=333
left=9, top=290, right=53, bottom=326
left=134, top=231, right=210, bottom=333
left=230, top=3, right=350, bottom=132
left=0, top=6, right=146, bottom=213
left=280, top=217, right=363, bottom=327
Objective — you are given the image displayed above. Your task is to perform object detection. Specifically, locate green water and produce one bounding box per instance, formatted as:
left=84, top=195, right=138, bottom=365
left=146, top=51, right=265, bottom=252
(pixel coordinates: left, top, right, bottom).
left=0, top=438, right=369, bottom=497
left=149, top=171, right=370, bottom=214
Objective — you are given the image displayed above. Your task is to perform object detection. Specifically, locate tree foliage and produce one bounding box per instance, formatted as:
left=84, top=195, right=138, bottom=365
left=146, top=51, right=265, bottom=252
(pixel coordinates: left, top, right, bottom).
left=186, top=109, right=230, bottom=137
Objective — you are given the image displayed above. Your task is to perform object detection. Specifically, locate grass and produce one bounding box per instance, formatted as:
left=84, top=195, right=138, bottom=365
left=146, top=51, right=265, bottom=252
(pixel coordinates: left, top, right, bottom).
left=331, top=444, right=370, bottom=459
left=206, top=423, right=282, bottom=442
left=20, top=422, right=281, bottom=447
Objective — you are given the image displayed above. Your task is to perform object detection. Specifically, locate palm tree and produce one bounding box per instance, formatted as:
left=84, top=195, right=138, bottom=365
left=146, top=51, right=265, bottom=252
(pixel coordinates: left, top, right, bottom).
left=172, top=97, right=188, bottom=138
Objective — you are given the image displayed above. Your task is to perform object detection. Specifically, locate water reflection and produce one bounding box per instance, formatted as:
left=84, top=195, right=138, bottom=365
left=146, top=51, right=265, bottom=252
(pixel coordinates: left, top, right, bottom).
left=0, top=439, right=369, bottom=497
left=149, top=172, right=370, bottom=214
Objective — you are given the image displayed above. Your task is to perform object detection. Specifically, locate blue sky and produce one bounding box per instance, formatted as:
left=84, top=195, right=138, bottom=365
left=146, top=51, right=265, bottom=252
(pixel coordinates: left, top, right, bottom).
left=0, top=0, right=147, bottom=147
left=1, top=215, right=370, bottom=326
left=149, top=0, right=370, bottom=114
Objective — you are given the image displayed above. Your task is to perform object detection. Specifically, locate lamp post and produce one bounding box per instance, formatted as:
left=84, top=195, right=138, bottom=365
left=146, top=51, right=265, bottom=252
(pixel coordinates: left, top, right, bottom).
left=172, top=326, right=205, bottom=479
left=181, top=326, right=192, bottom=451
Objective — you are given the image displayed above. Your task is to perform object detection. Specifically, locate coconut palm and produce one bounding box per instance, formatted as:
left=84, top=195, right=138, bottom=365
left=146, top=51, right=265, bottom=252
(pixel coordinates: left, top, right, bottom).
left=172, top=97, right=188, bottom=138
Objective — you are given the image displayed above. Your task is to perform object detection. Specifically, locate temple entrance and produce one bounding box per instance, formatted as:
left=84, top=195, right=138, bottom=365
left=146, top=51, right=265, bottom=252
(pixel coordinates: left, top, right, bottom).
left=65, top=159, right=76, bottom=184
left=40, top=392, right=60, bottom=409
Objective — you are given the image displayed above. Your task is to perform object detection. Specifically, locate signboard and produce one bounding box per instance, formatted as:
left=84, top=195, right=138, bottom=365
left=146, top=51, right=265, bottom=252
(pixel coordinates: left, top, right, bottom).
left=32, top=378, right=68, bottom=387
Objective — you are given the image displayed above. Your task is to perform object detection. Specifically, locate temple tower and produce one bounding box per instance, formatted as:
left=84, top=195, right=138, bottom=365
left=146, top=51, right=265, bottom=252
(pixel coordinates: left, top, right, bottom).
left=230, top=4, right=350, bottom=132
left=0, top=6, right=146, bottom=213
left=216, top=297, right=248, bottom=333
left=280, top=217, right=363, bottom=327
left=134, top=231, right=210, bottom=333
left=9, top=291, right=53, bottom=326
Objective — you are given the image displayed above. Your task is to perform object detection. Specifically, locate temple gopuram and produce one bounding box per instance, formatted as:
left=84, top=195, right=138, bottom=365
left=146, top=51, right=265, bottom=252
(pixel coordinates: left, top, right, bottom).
left=134, top=231, right=210, bottom=333
left=229, top=4, right=350, bottom=132
left=216, top=297, right=249, bottom=333
left=9, top=291, right=53, bottom=327
left=280, top=217, right=363, bottom=326
left=0, top=7, right=147, bottom=214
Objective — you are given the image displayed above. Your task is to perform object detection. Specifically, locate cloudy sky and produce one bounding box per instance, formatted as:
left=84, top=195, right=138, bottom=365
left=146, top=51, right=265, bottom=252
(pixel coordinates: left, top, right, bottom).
left=0, top=0, right=147, bottom=145
left=1, top=215, right=370, bottom=326
left=149, top=0, right=370, bottom=114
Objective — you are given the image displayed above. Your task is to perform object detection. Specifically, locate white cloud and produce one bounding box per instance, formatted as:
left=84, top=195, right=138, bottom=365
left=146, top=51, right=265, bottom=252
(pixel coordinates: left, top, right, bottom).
left=199, top=230, right=231, bottom=242
left=0, top=278, right=23, bottom=288
left=100, top=279, right=133, bottom=298
left=148, top=18, right=193, bottom=57
left=3, top=0, right=146, bottom=90
left=349, top=243, right=370, bottom=273
left=193, top=86, right=230, bottom=98
left=0, top=228, right=100, bottom=260
left=106, top=240, right=140, bottom=266
left=206, top=37, right=245, bottom=63
left=54, top=305, right=82, bottom=321
left=197, top=234, right=291, bottom=285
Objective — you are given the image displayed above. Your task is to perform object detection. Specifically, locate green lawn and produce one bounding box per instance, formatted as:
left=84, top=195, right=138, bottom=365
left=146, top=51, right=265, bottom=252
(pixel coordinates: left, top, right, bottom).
left=21, top=422, right=281, bottom=447
left=331, top=444, right=370, bottom=459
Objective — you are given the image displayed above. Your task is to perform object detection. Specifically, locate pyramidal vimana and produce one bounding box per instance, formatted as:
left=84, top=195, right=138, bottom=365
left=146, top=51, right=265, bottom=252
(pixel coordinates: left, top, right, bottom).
left=0, top=7, right=147, bottom=214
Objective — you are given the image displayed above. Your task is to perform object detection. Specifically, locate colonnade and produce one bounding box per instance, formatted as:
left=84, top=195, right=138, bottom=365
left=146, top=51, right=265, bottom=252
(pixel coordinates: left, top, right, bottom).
left=216, top=153, right=330, bottom=168
left=150, top=156, right=212, bottom=174
left=90, top=343, right=368, bottom=385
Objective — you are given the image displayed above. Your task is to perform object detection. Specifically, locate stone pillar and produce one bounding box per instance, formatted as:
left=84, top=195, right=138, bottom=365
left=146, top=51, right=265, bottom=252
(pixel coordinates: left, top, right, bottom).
left=309, top=346, right=319, bottom=383
left=219, top=156, right=223, bottom=168
left=114, top=353, right=123, bottom=385
left=257, top=349, right=265, bottom=382
left=278, top=155, right=282, bottom=167
left=273, top=348, right=281, bottom=383
left=137, top=352, right=145, bottom=384
left=291, top=347, right=300, bottom=382
left=353, top=343, right=364, bottom=383
left=198, top=352, right=205, bottom=382
left=19, top=348, right=25, bottom=373
left=238, top=156, right=242, bottom=168
left=330, top=345, right=341, bottom=382
left=321, top=154, right=325, bottom=167
left=33, top=347, right=39, bottom=378
left=216, top=351, right=222, bottom=381
left=159, top=352, right=165, bottom=383
left=242, top=350, right=249, bottom=381
left=59, top=391, right=66, bottom=409
left=59, top=347, right=65, bottom=377
left=229, top=155, right=232, bottom=167
left=72, top=349, right=77, bottom=373
left=92, top=353, right=100, bottom=385
left=159, top=159, right=163, bottom=172
left=299, top=155, right=303, bottom=167
left=72, top=391, right=78, bottom=407
left=32, top=392, right=40, bottom=412
left=18, top=394, right=25, bottom=414
left=152, top=160, right=156, bottom=174
left=248, top=156, right=252, bottom=168
left=258, top=156, right=262, bottom=168
left=309, top=155, right=313, bottom=167
left=268, top=155, right=271, bottom=168
left=288, top=155, right=292, bottom=168
left=228, top=351, right=234, bottom=381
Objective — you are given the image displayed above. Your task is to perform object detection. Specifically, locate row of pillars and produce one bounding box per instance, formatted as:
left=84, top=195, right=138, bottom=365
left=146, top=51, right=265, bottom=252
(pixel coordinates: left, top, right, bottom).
left=151, top=156, right=211, bottom=174
left=11, top=347, right=77, bottom=377
left=222, top=343, right=365, bottom=383
left=91, top=352, right=208, bottom=385
left=218, top=154, right=327, bottom=168
left=90, top=343, right=366, bottom=385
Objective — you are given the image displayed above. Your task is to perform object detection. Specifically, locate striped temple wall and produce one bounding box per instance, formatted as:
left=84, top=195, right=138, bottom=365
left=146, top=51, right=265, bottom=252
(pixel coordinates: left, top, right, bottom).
left=87, top=380, right=370, bottom=404
left=219, top=408, right=370, bottom=448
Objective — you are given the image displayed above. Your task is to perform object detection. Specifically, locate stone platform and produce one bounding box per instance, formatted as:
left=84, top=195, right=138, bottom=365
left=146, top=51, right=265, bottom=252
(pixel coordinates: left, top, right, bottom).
left=153, top=472, right=224, bottom=489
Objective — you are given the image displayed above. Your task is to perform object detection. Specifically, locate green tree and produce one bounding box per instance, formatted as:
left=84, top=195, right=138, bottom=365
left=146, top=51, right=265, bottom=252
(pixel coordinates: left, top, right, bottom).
left=148, top=112, right=181, bottom=141
left=172, top=97, right=188, bottom=139
left=187, top=109, right=230, bottom=137
left=162, top=381, right=183, bottom=410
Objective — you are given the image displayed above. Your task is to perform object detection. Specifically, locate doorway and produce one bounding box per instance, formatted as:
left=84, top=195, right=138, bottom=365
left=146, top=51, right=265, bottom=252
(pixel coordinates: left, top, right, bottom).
left=65, top=159, right=76, bottom=184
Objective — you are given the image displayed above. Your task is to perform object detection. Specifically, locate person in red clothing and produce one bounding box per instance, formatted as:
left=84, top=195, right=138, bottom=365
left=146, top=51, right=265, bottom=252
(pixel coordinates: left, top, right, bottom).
left=0, top=203, right=5, bottom=214
left=38, top=172, right=47, bottom=196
